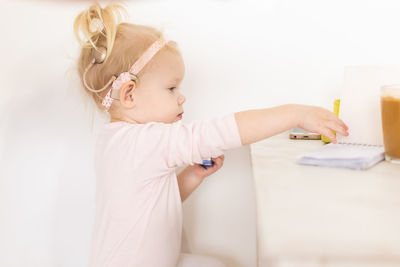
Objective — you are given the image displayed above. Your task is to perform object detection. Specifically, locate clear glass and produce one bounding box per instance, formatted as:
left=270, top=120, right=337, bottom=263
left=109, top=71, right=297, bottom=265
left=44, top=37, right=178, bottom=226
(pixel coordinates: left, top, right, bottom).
left=380, top=85, right=400, bottom=164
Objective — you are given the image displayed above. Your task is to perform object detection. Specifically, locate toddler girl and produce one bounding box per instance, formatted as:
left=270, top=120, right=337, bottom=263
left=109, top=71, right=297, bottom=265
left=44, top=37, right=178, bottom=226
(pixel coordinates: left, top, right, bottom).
left=73, top=3, right=349, bottom=267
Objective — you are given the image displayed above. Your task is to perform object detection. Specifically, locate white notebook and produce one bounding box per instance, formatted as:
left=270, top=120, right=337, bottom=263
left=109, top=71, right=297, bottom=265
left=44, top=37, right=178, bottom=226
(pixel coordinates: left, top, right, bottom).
left=298, top=143, right=384, bottom=170
left=297, top=65, right=400, bottom=170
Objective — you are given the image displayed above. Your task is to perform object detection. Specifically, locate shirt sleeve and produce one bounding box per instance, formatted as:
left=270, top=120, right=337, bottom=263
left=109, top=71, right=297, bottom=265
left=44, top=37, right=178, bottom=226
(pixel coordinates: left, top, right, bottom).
left=159, top=112, right=243, bottom=168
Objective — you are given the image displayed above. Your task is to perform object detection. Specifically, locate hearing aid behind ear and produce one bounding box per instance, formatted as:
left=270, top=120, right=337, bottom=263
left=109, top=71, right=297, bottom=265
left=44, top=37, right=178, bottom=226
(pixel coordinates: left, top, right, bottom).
left=83, top=35, right=168, bottom=111
left=83, top=45, right=117, bottom=95
left=83, top=45, right=138, bottom=102
left=92, top=46, right=107, bottom=64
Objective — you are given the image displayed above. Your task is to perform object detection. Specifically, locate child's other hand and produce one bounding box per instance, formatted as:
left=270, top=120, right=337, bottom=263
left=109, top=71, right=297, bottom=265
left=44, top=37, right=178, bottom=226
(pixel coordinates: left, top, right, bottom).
left=193, top=155, right=225, bottom=179
left=296, top=105, right=349, bottom=143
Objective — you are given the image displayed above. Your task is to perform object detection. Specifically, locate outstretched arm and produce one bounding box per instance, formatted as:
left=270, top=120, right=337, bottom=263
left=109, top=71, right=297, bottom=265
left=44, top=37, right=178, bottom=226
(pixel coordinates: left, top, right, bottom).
left=234, top=104, right=348, bottom=145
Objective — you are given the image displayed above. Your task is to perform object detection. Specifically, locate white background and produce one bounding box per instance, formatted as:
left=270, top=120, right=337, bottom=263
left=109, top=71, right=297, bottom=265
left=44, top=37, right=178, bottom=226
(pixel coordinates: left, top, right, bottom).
left=1, top=0, right=400, bottom=266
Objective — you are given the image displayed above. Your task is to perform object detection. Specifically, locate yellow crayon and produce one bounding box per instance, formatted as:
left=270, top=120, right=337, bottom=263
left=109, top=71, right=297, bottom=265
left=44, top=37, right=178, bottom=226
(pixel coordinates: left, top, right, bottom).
left=321, top=99, right=340, bottom=143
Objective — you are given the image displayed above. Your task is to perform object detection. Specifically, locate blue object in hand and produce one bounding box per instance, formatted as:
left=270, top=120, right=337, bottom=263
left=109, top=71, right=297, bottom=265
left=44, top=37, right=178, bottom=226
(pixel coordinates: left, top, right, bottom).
left=199, top=159, right=214, bottom=169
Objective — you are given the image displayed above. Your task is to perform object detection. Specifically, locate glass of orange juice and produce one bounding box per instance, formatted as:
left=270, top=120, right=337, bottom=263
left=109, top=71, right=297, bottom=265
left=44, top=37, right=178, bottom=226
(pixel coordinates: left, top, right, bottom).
left=380, top=85, right=400, bottom=164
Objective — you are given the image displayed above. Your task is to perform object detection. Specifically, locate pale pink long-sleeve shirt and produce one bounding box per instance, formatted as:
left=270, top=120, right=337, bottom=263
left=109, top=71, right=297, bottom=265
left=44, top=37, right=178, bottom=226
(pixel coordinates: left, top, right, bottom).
left=88, top=112, right=242, bottom=267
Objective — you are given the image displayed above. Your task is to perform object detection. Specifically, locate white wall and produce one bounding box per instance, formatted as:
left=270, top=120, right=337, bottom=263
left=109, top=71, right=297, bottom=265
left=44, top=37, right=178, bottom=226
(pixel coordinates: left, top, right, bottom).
left=1, top=0, right=400, bottom=266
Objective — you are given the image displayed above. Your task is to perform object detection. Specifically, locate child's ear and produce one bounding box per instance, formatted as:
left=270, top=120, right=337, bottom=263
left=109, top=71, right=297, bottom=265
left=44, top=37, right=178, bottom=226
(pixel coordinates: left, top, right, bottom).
left=119, top=81, right=136, bottom=109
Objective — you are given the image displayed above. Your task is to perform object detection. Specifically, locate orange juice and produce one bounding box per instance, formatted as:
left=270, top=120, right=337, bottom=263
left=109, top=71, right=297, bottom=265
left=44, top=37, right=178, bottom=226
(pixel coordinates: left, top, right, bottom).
left=381, top=85, right=400, bottom=163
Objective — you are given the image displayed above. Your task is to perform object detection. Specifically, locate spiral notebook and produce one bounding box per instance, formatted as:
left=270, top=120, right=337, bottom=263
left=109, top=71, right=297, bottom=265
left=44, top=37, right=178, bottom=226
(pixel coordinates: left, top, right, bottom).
left=297, top=65, right=400, bottom=170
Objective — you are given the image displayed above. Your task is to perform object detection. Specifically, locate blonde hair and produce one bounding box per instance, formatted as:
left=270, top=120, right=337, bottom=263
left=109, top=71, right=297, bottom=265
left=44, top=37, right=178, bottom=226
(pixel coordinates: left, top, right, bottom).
left=73, top=1, right=179, bottom=116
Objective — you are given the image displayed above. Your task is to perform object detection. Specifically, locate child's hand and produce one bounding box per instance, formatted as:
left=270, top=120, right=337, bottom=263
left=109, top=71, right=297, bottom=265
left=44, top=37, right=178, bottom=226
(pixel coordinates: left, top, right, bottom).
left=296, top=105, right=349, bottom=143
left=193, top=155, right=225, bottom=179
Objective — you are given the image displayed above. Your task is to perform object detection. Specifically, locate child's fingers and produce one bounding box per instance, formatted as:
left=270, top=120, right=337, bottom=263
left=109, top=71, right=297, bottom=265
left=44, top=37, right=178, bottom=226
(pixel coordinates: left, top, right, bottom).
left=211, top=156, right=224, bottom=168
left=319, top=127, right=337, bottom=143
left=327, top=112, right=349, bottom=130
left=325, top=121, right=348, bottom=136
left=340, top=119, right=349, bottom=130
left=335, top=119, right=349, bottom=133
left=212, top=155, right=224, bottom=163
left=335, top=118, right=349, bottom=131
left=216, top=156, right=223, bottom=166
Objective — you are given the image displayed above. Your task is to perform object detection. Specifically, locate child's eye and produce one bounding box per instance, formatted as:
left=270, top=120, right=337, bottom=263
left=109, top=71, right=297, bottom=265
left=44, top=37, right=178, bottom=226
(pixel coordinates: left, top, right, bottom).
left=168, top=87, right=176, bottom=91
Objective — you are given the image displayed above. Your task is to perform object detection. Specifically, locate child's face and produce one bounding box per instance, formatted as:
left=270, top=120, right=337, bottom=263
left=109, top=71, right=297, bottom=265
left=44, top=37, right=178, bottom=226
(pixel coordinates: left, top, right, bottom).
left=127, top=49, right=186, bottom=124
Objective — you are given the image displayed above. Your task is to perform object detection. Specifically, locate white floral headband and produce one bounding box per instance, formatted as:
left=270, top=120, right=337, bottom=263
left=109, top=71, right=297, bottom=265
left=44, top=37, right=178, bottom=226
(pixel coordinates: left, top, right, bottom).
left=82, top=35, right=168, bottom=112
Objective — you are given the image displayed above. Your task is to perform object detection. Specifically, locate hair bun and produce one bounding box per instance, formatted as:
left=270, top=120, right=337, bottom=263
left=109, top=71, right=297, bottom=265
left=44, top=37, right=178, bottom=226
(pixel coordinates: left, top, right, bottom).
left=89, top=18, right=105, bottom=33
left=73, top=2, right=128, bottom=63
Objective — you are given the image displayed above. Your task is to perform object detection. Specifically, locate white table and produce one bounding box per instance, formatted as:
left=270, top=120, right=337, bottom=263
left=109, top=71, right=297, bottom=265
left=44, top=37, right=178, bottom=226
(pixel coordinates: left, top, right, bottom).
left=250, top=131, right=400, bottom=267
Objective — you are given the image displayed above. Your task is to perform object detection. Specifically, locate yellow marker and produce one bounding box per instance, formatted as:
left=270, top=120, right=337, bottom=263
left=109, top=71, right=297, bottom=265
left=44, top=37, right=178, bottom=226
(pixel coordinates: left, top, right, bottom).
left=321, top=99, right=340, bottom=143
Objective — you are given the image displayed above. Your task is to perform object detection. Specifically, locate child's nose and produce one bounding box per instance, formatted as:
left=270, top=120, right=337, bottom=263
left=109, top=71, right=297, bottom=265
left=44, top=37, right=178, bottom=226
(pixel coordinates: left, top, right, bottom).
left=178, top=94, right=186, bottom=104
